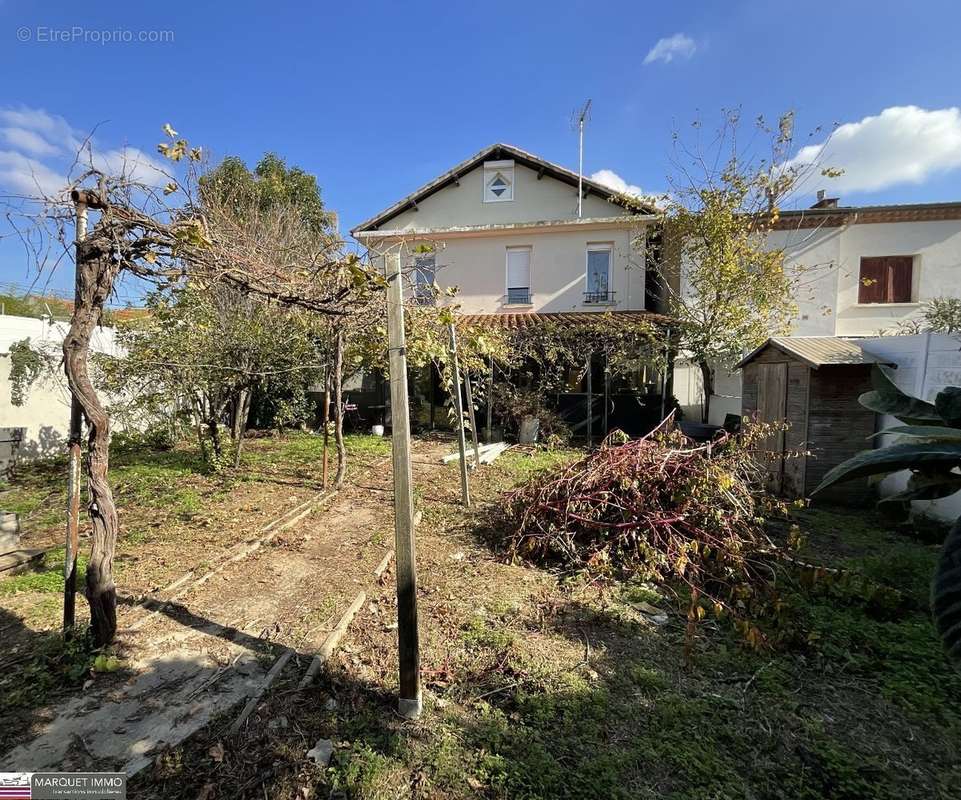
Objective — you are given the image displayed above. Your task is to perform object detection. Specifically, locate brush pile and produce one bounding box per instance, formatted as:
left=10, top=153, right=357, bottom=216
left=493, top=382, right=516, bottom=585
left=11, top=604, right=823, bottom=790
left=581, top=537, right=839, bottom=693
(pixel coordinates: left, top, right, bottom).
left=503, top=423, right=782, bottom=632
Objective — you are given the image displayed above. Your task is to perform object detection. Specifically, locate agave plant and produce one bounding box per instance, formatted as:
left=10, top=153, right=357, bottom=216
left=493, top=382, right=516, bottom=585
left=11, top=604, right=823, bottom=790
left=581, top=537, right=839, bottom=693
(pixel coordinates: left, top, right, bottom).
left=814, top=367, right=961, bottom=666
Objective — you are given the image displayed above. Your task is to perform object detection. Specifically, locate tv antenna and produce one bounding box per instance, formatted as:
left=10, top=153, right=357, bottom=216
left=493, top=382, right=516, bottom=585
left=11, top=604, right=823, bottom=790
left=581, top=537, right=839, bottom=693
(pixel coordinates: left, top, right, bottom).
left=572, top=99, right=592, bottom=218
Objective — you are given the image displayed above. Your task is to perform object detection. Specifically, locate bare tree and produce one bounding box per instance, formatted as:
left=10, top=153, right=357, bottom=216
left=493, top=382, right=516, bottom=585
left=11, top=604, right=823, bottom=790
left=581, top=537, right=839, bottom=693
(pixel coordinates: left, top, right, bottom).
left=3, top=130, right=381, bottom=646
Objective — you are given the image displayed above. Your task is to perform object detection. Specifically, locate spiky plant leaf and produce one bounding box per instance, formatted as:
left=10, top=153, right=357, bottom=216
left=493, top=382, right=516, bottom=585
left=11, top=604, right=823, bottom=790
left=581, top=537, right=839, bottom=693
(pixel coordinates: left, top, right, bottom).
left=858, top=367, right=940, bottom=425
left=933, top=517, right=961, bottom=667
left=869, top=425, right=961, bottom=441
left=935, top=387, right=961, bottom=428
left=813, top=442, right=961, bottom=495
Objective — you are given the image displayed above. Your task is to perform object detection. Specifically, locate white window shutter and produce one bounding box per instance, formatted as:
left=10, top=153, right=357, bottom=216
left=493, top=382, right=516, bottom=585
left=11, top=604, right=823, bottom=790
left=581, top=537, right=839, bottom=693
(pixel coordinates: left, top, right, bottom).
left=507, top=248, right=530, bottom=288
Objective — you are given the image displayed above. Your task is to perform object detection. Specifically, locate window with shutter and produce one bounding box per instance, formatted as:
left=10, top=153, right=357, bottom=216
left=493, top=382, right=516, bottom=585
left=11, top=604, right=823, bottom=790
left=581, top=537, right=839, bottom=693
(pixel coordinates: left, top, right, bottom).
left=858, top=256, right=914, bottom=304
left=505, top=246, right=531, bottom=304
left=888, top=256, right=913, bottom=303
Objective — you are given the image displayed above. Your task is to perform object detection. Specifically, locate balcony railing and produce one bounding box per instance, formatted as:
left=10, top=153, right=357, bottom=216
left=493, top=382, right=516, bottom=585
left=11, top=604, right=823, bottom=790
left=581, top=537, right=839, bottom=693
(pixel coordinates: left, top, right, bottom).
left=584, top=290, right=616, bottom=304
left=506, top=287, right=532, bottom=305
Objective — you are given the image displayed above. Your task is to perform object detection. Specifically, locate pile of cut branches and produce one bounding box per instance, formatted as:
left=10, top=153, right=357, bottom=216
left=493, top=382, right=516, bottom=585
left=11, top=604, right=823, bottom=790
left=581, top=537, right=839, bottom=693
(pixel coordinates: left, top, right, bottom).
left=503, top=422, right=786, bottom=645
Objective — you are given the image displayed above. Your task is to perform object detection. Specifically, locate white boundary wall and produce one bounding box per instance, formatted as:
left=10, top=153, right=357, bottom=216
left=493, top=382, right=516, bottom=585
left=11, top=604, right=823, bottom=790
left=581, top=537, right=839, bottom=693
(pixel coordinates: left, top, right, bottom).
left=0, top=314, right=122, bottom=469
left=858, top=333, right=961, bottom=522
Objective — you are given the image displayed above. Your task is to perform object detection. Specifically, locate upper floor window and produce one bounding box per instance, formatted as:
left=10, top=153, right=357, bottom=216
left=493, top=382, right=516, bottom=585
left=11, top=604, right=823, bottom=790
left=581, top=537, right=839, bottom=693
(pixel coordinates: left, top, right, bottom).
left=585, top=244, right=614, bottom=304
left=483, top=160, right=514, bottom=203
left=413, top=254, right=435, bottom=306
left=505, top=246, right=532, bottom=305
left=858, top=256, right=914, bottom=304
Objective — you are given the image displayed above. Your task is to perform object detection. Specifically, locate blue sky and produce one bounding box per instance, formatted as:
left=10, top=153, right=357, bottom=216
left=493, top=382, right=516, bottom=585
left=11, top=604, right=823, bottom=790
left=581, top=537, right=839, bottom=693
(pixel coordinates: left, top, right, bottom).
left=2, top=0, right=961, bottom=300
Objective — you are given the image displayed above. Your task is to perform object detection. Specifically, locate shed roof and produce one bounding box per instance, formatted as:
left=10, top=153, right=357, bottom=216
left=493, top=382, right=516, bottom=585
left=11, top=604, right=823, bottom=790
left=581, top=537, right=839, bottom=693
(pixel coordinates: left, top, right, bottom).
left=736, top=336, right=892, bottom=369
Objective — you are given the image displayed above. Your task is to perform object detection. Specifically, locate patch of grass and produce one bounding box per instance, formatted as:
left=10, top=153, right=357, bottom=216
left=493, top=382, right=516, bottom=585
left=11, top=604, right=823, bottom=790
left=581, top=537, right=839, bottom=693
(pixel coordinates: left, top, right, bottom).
left=0, top=627, right=99, bottom=722
left=460, top=614, right=516, bottom=651
left=0, top=548, right=88, bottom=596
left=493, top=446, right=581, bottom=486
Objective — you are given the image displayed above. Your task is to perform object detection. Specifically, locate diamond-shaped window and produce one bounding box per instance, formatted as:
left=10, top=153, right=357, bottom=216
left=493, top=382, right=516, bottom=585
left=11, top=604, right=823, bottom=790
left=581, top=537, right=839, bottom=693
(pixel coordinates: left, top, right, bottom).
left=489, top=172, right=510, bottom=197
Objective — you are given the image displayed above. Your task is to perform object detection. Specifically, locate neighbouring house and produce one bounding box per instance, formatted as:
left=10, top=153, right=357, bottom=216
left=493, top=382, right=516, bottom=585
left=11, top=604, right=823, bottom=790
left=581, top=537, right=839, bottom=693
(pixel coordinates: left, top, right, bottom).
left=352, top=143, right=673, bottom=439
left=674, top=198, right=961, bottom=424
left=0, top=313, right=123, bottom=471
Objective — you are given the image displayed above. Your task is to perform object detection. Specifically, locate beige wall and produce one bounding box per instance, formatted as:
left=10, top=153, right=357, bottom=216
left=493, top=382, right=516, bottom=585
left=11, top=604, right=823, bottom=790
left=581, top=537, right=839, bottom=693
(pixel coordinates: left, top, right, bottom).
left=384, top=162, right=628, bottom=231
left=371, top=223, right=648, bottom=315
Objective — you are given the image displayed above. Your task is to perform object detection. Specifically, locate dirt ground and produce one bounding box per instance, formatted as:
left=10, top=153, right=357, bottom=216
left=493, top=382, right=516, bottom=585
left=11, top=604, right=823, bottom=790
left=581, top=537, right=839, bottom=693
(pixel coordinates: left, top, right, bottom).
left=4, top=436, right=960, bottom=799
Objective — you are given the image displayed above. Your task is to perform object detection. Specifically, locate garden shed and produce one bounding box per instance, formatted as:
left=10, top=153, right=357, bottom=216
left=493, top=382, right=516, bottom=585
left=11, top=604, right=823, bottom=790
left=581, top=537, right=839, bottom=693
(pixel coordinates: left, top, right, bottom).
left=737, top=337, right=890, bottom=504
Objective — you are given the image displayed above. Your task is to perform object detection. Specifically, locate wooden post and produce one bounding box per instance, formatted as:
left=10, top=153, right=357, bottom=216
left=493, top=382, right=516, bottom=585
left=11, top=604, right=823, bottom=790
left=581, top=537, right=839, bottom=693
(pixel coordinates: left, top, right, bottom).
left=447, top=323, right=470, bottom=507
left=385, top=251, right=421, bottom=719
left=321, top=366, right=331, bottom=490
left=486, top=356, right=494, bottom=444
left=463, top=372, right=481, bottom=468
left=585, top=354, right=593, bottom=448
left=63, top=201, right=87, bottom=634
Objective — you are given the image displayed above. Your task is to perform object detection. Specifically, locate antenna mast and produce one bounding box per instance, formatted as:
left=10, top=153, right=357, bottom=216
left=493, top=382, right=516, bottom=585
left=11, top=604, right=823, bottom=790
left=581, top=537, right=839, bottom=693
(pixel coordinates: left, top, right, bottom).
left=576, top=98, right=592, bottom=218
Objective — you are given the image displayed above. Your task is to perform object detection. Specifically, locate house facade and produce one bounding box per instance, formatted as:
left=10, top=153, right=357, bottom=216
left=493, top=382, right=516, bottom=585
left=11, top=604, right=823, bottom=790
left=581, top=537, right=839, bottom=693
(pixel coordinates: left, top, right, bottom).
left=675, top=199, right=961, bottom=424
left=352, top=144, right=669, bottom=439
left=352, top=143, right=660, bottom=316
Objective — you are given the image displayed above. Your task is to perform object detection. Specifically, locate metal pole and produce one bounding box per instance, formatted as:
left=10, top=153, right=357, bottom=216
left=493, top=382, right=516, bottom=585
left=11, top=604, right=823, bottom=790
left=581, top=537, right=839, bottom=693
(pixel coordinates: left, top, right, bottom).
left=464, top=372, right=481, bottom=467
left=63, top=202, right=87, bottom=635
left=578, top=118, right=584, bottom=219
left=385, top=251, right=421, bottom=719
left=447, top=323, right=470, bottom=507
left=486, top=355, right=494, bottom=444
left=603, top=353, right=610, bottom=438
left=586, top=354, right=593, bottom=448
left=661, top=326, right=671, bottom=420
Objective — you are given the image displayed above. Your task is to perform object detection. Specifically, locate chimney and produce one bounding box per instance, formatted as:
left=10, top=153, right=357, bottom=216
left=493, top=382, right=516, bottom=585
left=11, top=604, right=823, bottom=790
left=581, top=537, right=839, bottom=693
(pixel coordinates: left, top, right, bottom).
left=811, top=189, right=839, bottom=209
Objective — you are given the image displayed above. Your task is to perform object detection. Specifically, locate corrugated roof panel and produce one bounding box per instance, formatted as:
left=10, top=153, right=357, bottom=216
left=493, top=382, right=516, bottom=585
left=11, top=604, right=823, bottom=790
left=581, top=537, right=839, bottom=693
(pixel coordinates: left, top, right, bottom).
left=737, top=336, right=891, bottom=369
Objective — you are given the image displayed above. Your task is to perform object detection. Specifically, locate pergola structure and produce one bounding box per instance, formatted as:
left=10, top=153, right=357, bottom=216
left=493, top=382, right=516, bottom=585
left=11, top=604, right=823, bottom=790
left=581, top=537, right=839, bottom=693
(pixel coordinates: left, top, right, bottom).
left=441, top=310, right=676, bottom=444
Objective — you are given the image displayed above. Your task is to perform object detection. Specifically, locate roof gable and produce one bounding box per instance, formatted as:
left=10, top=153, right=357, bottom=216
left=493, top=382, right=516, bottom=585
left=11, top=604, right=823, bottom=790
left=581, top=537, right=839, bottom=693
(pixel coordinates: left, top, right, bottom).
left=352, top=143, right=654, bottom=234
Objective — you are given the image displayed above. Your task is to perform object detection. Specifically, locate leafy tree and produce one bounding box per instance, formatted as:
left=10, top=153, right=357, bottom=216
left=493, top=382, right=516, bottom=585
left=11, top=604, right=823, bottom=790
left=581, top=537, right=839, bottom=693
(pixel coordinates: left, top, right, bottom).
left=814, top=368, right=961, bottom=667
left=654, top=110, right=830, bottom=422
left=99, top=285, right=328, bottom=468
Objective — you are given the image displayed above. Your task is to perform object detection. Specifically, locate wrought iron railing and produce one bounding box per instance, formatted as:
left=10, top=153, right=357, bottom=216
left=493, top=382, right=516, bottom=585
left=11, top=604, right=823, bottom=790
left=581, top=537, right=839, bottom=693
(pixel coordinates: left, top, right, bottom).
left=584, top=290, right=615, bottom=304
left=506, top=287, right=532, bottom=304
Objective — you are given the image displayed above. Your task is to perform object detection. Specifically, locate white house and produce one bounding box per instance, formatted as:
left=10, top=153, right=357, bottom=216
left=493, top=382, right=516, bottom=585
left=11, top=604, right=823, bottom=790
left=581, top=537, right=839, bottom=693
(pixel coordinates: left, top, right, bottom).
left=675, top=198, right=961, bottom=424
left=352, top=143, right=671, bottom=437
left=352, top=143, right=664, bottom=316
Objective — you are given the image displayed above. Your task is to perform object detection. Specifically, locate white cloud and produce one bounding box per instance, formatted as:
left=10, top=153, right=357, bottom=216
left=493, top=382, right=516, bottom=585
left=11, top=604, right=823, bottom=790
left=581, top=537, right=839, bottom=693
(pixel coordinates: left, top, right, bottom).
left=0, top=107, right=82, bottom=153
left=643, top=33, right=696, bottom=65
left=786, top=105, right=961, bottom=194
left=590, top=169, right=644, bottom=197
left=0, top=127, right=61, bottom=157
left=0, top=106, right=169, bottom=197
left=0, top=150, right=67, bottom=196
left=93, top=146, right=169, bottom=188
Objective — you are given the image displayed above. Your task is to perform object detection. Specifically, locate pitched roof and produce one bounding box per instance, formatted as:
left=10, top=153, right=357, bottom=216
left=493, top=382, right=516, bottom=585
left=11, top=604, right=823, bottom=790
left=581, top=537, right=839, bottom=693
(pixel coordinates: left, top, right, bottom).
left=773, top=201, right=961, bottom=231
left=458, top=310, right=670, bottom=331
left=351, top=143, right=656, bottom=234
left=736, top=336, right=893, bottom=369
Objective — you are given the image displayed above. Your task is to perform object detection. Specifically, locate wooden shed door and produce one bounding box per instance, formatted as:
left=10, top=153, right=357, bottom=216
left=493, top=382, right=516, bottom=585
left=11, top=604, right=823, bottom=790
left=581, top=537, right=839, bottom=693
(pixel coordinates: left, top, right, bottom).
left=756, top=362, right=788, bottom=493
